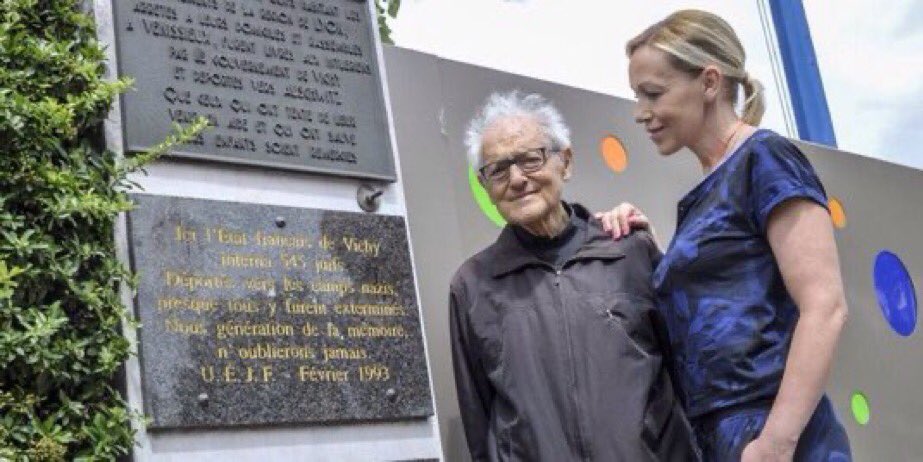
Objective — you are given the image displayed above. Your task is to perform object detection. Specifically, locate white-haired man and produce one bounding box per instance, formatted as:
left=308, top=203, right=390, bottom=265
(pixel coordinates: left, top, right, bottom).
left=449, top=91, right=699, bottom=461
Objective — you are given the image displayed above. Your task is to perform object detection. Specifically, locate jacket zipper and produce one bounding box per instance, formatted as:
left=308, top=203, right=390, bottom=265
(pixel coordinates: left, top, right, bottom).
left=554, top=264, right=591, bottom=461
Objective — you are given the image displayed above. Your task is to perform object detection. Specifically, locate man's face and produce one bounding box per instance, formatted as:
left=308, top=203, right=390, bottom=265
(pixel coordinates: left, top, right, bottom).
left=479, top=116, right=572, bottom=228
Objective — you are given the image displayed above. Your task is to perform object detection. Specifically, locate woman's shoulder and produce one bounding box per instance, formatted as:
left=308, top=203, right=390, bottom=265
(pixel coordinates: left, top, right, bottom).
left=736, top=128, right=815, bottom=176
left=745, top=129, right=806, bottom=158
left=739, top=129, right=828, bottom=229
left=742, top=128, right=797, bottom=152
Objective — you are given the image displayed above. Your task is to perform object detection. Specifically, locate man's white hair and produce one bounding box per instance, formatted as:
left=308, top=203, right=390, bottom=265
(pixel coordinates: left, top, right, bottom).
left=464, top=90, right=571, bottom=168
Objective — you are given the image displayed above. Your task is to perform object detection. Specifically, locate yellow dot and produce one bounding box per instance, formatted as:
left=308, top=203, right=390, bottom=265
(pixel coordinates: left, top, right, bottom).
left=600, top=135, right=628, bottom=173
left=829, top=197, right=847, bottom=229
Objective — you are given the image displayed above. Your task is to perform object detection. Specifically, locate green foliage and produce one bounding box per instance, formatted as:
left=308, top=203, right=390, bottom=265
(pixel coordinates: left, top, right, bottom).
left=0, top=0, right=206, bottom=459
left=375, top=0, right=401, bottom=45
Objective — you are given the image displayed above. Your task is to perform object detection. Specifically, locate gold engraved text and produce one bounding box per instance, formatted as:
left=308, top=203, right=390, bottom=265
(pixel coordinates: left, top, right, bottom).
left=342, top=236, right=380, bottom=257
left=321, top=347, right=367, bottom=363
left=253, top=230, right=311, bottom=248
left=174, top=225, right=197, bottom=242
left=164, top=271, right=234, bottom=290
left=206, top=227, right=248, bottom=245
left=220, top=252, right=273, bottom=268
left=315, top=257, right=345, bottom=273
left=311, top=280, right=353, bottom=296
left=244, top=277, right=275, bottom=292
left=360, top=283, right=395, bottom=296
left=157, top=297, right=218, bottom=313
left=358, top=364, right=390, bottom=382
left=334, top=303, right=405, bottom=317
left=227, top=299, right=260, bottom=313
left=201, top=364, right=273, bottom=383
left=237, top=343, right=316, bottom=360
left=346, top=324, right=405, bottom=338
left=284, top=298, right=327, bottom=315
left=299, top=366, right=349, bottom=382
left=165, top=317, right=207, bottom=335
left=215, top=322, right=294, bottom=339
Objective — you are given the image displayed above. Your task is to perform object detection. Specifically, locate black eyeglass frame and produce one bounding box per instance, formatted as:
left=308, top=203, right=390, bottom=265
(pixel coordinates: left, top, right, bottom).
left=477, top=147, right=558, bottom=183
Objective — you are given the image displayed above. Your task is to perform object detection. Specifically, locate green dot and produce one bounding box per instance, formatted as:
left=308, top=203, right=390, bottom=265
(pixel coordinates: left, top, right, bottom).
left=467, top=166, right=506, bottom=228
left=851, top=392, right=870, bottom=425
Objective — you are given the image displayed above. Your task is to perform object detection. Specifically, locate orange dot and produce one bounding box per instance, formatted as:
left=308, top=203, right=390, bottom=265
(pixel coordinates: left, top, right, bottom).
left=600, top=135, right=628, bottom=173
left=829, top=197, right=847, bottom=229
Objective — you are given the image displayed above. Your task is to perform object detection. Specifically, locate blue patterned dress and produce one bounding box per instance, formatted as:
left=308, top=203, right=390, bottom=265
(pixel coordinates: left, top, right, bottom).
left=653, top=129, right=851, bottom=461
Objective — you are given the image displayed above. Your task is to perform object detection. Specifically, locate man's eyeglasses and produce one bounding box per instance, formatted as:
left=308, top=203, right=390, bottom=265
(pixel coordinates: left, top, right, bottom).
left=478, top=147, right=556, bottom=183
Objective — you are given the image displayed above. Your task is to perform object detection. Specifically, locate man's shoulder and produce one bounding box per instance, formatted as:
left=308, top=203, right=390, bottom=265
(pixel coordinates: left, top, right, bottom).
left=451, top=242, right=500, bottom=291
left=613, top=231, right=660, bottom=275
left=618, top=229, right=659, bottom=254
left=581, top=211, right=658, bottom=257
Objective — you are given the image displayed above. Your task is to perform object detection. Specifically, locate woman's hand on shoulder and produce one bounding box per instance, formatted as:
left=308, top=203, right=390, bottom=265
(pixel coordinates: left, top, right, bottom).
left=594, top=202, right=652, bottom=240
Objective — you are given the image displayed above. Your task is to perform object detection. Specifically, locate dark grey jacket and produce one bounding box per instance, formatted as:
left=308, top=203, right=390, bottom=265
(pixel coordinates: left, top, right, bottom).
left=449, top=204, right=698, bottom=461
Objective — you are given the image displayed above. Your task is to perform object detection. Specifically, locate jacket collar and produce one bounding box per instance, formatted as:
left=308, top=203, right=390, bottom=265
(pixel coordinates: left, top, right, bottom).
left=488, top=202, right=625, bottom=278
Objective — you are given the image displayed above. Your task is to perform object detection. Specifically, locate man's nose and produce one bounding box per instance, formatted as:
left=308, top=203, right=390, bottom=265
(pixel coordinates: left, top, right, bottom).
left=507, top=164, right=529, bottom=188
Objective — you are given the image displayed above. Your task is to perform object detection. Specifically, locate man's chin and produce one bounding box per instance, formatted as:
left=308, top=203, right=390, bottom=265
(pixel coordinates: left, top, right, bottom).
left=500, top=209, right=546, bottom=229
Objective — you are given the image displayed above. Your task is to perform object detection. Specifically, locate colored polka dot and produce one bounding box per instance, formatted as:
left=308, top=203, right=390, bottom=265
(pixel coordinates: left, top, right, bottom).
left=599, top=135, right=628, bottom=173
left=873, top=250, right=917, bottom=337
left=828, top=197, right=847, bottom=228
left=850, top=392, right=870, bottom=426
left=467, top=166, right=506, bottom=228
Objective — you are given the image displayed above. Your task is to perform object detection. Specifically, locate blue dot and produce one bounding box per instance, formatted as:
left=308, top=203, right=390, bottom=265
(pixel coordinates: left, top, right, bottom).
left=873, top=250, right=917, bottom=337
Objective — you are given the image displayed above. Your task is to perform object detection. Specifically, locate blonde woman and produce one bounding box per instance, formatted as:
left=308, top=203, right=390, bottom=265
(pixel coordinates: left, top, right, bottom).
left=597, top=10, right=852, bottom=462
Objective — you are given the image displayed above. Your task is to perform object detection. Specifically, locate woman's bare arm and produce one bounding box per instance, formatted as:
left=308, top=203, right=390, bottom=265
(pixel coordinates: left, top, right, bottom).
left=742, top=198, right=848, bottom=461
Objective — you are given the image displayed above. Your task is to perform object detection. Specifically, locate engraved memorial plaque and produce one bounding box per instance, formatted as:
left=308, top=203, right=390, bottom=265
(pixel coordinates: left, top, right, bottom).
left=126, top=194, right=432, bottom=428
left=114, top=0, right=396, bottom=180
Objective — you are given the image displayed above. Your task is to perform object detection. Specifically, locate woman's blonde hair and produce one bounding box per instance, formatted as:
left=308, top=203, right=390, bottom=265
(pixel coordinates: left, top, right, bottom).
left=626, top=9, right=765, bottom=125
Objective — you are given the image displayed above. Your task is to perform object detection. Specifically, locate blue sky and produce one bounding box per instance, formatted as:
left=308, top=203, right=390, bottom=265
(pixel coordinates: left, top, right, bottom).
left=803, top=0, right=922, bottom=168
left=391, top=0, right=921, bottom=170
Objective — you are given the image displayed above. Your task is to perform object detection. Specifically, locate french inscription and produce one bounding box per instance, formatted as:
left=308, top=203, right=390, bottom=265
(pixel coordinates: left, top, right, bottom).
left=115, top=0, right=396, bottom=180
left=127, top=195, right=432, bottom=428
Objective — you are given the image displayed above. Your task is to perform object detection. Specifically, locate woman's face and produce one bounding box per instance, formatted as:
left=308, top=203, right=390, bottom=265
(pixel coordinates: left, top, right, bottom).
left=628, top=45, right=708, bottom=156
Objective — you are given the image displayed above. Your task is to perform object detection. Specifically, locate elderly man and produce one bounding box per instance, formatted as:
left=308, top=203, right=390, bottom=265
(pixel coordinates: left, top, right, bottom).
left=449, top=91, right=698, bottom=461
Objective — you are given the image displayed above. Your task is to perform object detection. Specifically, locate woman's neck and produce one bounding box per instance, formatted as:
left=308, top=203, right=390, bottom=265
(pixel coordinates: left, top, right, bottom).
left=690, top=110, right=752, bottom=173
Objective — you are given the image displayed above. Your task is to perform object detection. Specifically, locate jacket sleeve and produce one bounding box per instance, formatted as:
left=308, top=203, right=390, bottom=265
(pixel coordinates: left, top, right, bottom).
left=636, top=231, right=684, bottom=409
left=449, top=283, right=494, bottom=461
left=640, top=229, right=663, bottom=269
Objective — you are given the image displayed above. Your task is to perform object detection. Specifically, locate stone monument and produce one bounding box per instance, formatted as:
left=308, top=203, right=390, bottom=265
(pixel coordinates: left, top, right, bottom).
left=127, top=195, right=431, bottom=428
left=114, top=0, right=396, bottom=180
left=106, top=1, right=439, bottom=457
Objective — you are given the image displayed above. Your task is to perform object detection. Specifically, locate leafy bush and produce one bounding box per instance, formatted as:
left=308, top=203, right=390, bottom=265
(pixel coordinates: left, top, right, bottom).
left=0, top=1, right=203, bottom=459
left=375, top=0, right=401, bottom=44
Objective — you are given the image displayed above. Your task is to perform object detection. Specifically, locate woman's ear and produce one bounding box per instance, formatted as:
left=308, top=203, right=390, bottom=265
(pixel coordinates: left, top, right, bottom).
left=701, top=65, right=722, bottom=103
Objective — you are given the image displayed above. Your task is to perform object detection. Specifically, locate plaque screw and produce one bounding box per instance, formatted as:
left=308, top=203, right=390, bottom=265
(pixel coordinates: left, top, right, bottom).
left=386, top=388, right=398, bottom=402
left=357, top=184, right=384, bottom=213
left=275, top=216, right=286, bottom=228
left=197, top=393, right=209, bottom=406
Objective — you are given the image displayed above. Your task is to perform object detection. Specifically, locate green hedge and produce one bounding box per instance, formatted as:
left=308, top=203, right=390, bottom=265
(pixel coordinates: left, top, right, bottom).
left=0, top=1, right=206, bottom=459
left=375, top=0, right=401, bottom=44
